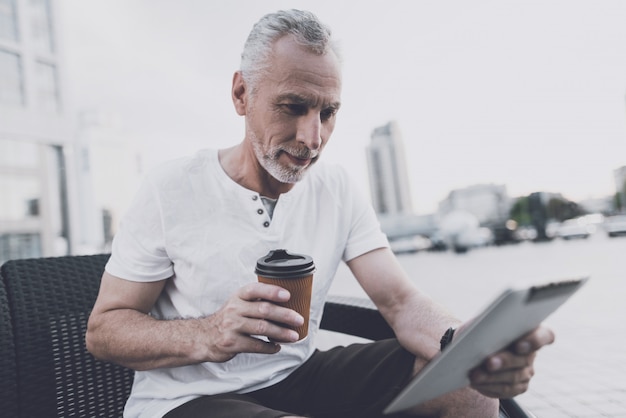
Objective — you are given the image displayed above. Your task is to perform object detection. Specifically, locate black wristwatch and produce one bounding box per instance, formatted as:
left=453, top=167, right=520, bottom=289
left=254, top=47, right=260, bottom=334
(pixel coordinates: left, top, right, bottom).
left=439, top=327, right=456, bottom=351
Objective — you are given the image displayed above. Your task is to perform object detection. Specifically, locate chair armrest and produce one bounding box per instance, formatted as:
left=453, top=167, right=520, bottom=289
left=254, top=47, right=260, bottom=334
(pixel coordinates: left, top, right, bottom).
left=320, top=295, right=395, bottom=341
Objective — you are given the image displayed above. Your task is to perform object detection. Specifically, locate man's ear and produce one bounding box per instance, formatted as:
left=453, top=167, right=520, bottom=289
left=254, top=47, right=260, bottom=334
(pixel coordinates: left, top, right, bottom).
left=232, top=71, right=247, bottom=116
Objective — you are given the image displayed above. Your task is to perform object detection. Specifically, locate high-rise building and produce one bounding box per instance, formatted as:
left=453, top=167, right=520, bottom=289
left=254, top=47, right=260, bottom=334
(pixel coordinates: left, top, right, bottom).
left=0, top=0, right=75, bottom=264
left=614, top=165, right=626, bottom=211
left=365, top=121, right=413, bottom=215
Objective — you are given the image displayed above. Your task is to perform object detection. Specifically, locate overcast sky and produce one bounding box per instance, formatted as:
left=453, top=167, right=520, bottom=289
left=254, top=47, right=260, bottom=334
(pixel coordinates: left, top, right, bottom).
left=59, top=0, right=626, bottom=213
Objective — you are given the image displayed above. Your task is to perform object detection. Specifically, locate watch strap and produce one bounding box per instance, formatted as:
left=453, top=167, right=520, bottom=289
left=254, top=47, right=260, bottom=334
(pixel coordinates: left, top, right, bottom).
left=439, top=327, right=456, bottom=351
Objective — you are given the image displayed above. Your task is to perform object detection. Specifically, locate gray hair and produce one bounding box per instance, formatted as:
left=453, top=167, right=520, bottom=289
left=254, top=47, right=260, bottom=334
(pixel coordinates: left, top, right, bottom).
left=240, top=9, right=341, bottom=92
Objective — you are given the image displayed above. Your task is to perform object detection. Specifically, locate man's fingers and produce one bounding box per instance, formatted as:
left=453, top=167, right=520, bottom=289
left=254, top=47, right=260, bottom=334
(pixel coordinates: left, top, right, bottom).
left=242, top=318, right=300, bottom=343
left=221, top=333, right=283, bottom=358
left=237, top=283, right=304, bottom=328
left=483, top=350, right=536, bottom=373
left=229, top=283, right=305, bottom=342
left=472, top=362, right=535, bottom=383
left=470, top=345, right=538, bottom=399
left=470, top=363, right=535, bottom=398
left=239, top=282, right=291, bottom=303
left=240, top=299, right=303, bottom=329
left=476, top=324, right=553, bottom=377
left=243, top=335, right=282, bottom=355
left=514, top=325, right=555, bottom=354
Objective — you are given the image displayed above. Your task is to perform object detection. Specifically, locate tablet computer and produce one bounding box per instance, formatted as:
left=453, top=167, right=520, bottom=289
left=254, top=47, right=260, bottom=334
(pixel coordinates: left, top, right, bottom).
left=384, top=276, right=588, bottom=415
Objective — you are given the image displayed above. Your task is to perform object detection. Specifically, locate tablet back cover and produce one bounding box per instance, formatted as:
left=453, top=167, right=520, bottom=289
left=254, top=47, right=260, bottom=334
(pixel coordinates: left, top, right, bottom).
left=384, top=277, right=588, bottom=415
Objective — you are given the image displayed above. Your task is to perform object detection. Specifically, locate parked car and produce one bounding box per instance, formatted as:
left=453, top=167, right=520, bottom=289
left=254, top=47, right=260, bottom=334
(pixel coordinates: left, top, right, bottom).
left=604, top=215, right=626, bottom=237
left=556, top=218, right=594, bottom=240
left=390, top=235, right=432, bottom=254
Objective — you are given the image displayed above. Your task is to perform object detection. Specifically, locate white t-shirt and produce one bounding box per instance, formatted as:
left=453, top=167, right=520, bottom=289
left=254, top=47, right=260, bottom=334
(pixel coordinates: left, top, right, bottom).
left=106, top=149, right=388, bottom=418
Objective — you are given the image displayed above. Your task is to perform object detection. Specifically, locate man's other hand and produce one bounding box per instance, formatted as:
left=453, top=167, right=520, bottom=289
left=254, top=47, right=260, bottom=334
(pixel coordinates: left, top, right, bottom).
left=468, top=325, right=555, bottom=398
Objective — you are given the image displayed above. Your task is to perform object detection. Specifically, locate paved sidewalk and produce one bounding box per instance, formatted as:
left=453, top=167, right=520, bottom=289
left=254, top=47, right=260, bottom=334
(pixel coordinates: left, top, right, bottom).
left=513, top=277, right=626, bottom=417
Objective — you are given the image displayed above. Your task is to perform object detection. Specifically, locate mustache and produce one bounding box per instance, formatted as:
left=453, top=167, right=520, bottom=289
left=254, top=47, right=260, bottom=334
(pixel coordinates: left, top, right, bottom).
left=276, top=146, right=319, bottom=160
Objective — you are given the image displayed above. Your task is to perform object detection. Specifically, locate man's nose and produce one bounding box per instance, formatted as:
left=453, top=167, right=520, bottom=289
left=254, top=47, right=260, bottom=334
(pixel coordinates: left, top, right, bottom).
left=296, top=113, right=322, bottom=150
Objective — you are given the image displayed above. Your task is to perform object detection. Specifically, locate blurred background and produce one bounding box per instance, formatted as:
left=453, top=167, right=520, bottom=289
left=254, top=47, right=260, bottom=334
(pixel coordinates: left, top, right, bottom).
left=2, top=0, right=626, bottom=262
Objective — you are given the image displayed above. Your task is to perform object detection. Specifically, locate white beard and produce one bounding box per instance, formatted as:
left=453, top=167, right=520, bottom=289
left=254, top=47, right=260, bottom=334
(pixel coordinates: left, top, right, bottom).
left=250, top=133, right=318, bottom=184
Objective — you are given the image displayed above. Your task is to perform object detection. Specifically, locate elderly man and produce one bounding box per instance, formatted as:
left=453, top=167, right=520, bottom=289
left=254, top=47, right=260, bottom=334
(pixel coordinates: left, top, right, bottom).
left=86, top=9, right=553, bottom=418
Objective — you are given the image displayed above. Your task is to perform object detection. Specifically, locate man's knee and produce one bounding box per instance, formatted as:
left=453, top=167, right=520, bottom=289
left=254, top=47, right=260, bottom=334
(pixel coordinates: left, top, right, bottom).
left=406, top=387, right=498, bottom=418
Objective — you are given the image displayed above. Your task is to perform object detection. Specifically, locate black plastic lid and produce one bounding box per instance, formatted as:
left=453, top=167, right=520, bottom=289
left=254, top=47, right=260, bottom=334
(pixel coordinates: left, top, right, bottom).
left=255, top=249, right=315, bottom=279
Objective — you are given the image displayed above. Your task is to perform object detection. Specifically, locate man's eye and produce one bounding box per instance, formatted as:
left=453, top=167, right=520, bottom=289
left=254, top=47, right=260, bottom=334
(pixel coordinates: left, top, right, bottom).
left=282, top=104, right=306, bottom=115
left=320, top=108, right=337, bottom=121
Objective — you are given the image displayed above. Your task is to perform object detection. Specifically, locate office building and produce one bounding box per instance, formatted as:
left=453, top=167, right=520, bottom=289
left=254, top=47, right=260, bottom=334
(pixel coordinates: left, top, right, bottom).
left=615, top=165, right=626, bottom=211
left=365, top=121, right=413, bottom=215
left=0, top=0, right=76, bottom=264
left=438, top=183, right=510, bottom=225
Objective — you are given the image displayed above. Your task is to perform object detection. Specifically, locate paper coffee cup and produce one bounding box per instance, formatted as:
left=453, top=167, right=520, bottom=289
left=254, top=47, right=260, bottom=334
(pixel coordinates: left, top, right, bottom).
left=255, top=249, right=315, bottom=340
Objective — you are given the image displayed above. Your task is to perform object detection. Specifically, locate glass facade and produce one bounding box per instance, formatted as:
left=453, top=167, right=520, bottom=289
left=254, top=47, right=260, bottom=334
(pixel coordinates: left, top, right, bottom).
left=0, top=0, right=19, bottom=42
left=0, top=0, right=72, bottom=264
left=29, top=0, right=54, bottom=54
left=0, top=48, right=24, bottom=105
left=0, top=139, right=68, bottom=265
left=0, top=139, right=41, bottom=264
left=0, top=175, right=41, bottom=221
left=35, top=60, right=59, bottom=111
left=0, top=233, right=41, bottom=264
left=0, top=137, right=38, bottom=167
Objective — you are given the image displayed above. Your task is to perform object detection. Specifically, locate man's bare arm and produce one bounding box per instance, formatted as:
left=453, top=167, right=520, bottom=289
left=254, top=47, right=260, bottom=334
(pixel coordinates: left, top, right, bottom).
left=347, top=247, right=460, bottom=360
left=86, top=271, right=304, bottom=370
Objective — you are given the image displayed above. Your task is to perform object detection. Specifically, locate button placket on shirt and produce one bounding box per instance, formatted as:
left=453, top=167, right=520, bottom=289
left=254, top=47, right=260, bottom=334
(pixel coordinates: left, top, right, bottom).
left=251, top=194, right=270, bottom=228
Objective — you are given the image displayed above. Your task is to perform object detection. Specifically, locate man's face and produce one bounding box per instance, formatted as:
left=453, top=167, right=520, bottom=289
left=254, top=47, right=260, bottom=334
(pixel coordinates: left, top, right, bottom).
left=244, top=36, right=342, bottom=184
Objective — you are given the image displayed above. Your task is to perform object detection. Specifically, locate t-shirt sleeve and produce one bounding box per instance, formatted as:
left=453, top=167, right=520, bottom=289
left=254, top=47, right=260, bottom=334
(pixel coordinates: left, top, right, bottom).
left=105, top=173, right=174, bottom=282
left=342, top=173, right=389, bottom=262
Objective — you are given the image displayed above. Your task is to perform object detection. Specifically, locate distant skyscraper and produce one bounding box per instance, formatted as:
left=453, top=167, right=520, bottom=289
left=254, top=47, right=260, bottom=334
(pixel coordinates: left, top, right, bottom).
left=365, top=121, right=413, bottom=215
left=615, top=165, right=626, bottom=210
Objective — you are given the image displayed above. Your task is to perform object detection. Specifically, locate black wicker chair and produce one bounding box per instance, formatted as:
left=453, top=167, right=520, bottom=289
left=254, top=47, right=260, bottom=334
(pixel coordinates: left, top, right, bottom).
left=1, top=254, right=131, bottom=417
left=0, top=254, right=534, bottom=417
left=0, top=270, right=19, bottom=418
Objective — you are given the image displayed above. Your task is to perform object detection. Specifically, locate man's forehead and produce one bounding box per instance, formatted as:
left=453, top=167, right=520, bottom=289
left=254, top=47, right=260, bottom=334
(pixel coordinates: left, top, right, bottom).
left=263, top=36, right=342, bottom=103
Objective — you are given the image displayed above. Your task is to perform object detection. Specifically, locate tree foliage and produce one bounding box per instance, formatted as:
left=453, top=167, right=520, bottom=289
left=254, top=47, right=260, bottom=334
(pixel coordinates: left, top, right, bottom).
left=509, top=194, right=585, bottom=225
left=509, top=196, right=531, bottom=225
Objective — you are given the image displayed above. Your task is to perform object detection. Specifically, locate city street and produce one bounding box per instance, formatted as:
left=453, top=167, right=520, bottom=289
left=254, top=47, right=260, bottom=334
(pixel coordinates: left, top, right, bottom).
left=321, top=232, right=626, bottom=417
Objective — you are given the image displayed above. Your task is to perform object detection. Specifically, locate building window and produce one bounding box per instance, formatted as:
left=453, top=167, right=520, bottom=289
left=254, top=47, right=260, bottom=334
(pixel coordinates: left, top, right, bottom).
left=0, top=171, right=42, bottom=264
left=0, top=137, right=38, bottom=167
left=0, top=174, right=41, bottom=221
left=0, top=48, right=24, bottom=106
left=29, top=0, right=54, bottom=54
left=0, top=0, right=19, bottom=42
left=0, top=140, right=70, bottom=263
left=34, top=60, right=59, bottom=111
left=0, top=139, right=42, bottom=263
left=0, top=233, right=42, bottom=265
